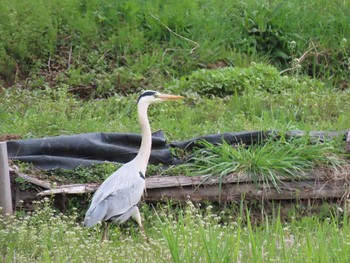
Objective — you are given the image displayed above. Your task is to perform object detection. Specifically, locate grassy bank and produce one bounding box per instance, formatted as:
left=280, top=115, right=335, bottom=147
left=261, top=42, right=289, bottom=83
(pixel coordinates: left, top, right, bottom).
left=0, top=0, right=349, bottom=94
left=1, top=64, right=350, bottom=140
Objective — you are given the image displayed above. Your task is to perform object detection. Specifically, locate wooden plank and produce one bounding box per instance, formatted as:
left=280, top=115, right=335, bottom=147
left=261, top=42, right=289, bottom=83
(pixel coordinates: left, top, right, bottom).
left=37, top=184, right=99, bottom=196
left=35, top=172, right=321, bottom=196
left=145, top=169, right=328, bottom=189
left=31, top=165, right=349, bottom=203
left=35, top=175, right=350, bottom=203
left=144, top=179, right=350, bottom=202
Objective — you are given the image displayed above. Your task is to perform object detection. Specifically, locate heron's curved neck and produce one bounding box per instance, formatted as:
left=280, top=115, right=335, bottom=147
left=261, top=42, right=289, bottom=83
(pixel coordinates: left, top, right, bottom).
left=134, top=101, right=152, bottom=174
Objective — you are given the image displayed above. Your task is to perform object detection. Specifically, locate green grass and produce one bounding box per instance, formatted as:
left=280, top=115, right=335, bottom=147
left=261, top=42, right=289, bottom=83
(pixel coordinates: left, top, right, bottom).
left=0, top=0, right=349, bottom=92
left=188, top=137, right=344, bottom=190
left=1, top=64, right=350, bottom=140
left=1, top=200, right=350, bottom=262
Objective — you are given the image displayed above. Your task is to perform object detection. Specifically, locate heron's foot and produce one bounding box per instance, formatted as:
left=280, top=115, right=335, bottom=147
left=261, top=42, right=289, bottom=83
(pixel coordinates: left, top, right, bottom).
left=101, top=233, right=108, bottom=242
left=140, top=225, right=149, bottom=243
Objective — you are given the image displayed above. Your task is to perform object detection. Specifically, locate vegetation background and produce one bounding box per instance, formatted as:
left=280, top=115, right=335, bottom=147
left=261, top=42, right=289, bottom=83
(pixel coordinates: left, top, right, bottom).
left=0, top=0, right=350, bottom=262
left=0, top=0, right=349, bottom=94
left=1, top=0, right=349, bottom=139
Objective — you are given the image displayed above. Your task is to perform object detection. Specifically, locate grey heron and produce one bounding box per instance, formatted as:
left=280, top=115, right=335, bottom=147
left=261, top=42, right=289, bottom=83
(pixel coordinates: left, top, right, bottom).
left=84, top=90, right=184, bottom=240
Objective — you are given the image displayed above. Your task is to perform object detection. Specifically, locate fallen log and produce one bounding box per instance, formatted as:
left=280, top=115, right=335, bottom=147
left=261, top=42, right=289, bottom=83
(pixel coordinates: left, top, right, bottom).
left=144, top=171, right=323, bottom=189
left=144, top=178, right=350, bottom=202
left=37, top=184, right=99, bottom=196
left=35, top=171, right=321, bottom=197
left=35, top=177, right=350, bottom=202
left=34, top=168, right=350, bottom=202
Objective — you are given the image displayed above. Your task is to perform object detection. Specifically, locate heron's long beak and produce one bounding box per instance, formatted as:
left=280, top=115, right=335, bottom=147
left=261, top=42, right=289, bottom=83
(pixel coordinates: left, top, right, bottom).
left=158, top=93, right=184, bottom=101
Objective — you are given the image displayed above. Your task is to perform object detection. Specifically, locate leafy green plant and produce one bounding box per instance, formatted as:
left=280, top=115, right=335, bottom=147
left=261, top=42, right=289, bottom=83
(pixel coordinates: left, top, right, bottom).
left=14, top=177, right=33, bottom=191
left=240, top=3, right=294, bottom=62
left=170, top=63, right=325, bottom=97
left=45, top=163, right=121, bottom=184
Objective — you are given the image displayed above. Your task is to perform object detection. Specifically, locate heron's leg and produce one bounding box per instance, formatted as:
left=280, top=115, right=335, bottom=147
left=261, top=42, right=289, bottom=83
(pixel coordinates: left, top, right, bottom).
left=132, top=206, right=148, bottom=242
left=101, top=221, right=110, bottom=242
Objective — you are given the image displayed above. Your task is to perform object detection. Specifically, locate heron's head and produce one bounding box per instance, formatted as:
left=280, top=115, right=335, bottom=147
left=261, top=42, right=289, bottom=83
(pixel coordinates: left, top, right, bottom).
left=137, top=90, right=184, bottom=105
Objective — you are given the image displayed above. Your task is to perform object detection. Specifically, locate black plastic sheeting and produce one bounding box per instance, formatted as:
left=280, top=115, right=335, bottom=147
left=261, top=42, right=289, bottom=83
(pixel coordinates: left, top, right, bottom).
left=171, top=130, right=347, bottom=150
left=6, top=130, right=347, bottom=170
left=7, top=131, right=173, bottom=170
left=170, top=130, right=271, bottom=150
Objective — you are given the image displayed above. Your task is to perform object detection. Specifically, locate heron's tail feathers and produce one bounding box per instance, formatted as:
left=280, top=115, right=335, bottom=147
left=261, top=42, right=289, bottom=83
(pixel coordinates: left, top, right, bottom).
left=83, top=202, right=108, bottom=227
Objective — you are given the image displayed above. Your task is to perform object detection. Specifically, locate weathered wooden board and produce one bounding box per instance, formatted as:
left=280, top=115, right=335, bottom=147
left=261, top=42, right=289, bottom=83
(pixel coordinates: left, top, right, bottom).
left=144, top=171, right=323, bottom=189
left=35, top=171, right=324, bottom=197
left=37, top=184, right=99, bottom=196
left=34, top=171, right=350, bottom=203
left=144, top=179, right=350, bottom=202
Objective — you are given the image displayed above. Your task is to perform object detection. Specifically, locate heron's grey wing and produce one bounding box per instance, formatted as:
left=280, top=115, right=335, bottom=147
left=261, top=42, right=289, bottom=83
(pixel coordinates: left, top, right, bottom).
left=84, top=175, right=145, bottom=227
left=87, top=164, right=136, bottom=210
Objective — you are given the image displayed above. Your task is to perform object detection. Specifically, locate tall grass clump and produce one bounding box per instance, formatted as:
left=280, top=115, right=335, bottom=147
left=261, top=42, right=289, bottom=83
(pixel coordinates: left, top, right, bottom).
left=157, top=201, right=350, bottom=263
left=189, top=137, right=344, bottom=189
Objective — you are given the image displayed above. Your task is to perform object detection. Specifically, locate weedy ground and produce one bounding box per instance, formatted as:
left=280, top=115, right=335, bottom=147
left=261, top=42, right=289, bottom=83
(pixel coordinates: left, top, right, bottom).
left=0, top=0, right=349, bottom=94
left=1, top=199, right=350, bottom=263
